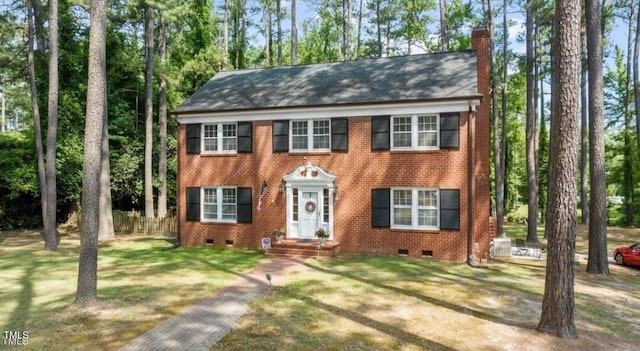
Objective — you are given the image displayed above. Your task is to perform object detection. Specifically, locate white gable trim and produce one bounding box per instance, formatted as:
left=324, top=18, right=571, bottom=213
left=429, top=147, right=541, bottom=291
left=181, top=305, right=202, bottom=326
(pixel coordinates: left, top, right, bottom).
left=176, top=99, right=480, bottom=124
left=283, top=162, right=337, bottom=185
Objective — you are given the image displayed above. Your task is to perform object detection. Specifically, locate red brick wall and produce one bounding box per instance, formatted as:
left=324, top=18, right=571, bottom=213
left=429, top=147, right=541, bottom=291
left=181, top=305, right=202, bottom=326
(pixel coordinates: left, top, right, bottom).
left=176, top=28, right=493, bottom=262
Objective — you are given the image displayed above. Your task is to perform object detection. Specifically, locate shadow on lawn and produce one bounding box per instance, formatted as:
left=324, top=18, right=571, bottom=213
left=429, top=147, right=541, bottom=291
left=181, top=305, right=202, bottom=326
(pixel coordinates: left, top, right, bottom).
left=285, top=288, right=457, bottom=351
left=304, top=262, right=536, bottom=331
left=99, top=239, right=263, bottom=280
left=324, top=256, right=544, bottom=300
left=2, top=262, right=36, bottom=333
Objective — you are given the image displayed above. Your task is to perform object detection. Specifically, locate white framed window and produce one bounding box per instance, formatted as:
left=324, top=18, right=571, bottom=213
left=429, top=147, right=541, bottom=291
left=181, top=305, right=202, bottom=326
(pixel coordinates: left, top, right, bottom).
left=290, top=119, right=331, bottom=151
left=391, top=115, right=439, bottom=150
left=291, top=121, right=308, bottom=150
left=391, top=188, right=439, bottom=229
left=202, top=187, right=237, bottom=222
left=203, top=123, right=237, bottom=153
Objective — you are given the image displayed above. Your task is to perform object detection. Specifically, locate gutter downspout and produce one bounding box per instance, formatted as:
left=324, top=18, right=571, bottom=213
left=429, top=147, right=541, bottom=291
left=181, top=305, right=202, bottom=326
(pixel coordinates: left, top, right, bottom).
left=467, top=103, right=475, bottom=265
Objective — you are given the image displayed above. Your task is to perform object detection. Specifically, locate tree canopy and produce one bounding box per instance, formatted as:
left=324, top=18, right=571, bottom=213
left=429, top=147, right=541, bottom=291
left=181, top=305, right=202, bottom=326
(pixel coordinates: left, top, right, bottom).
left=0, top=0, right=637, bottom=232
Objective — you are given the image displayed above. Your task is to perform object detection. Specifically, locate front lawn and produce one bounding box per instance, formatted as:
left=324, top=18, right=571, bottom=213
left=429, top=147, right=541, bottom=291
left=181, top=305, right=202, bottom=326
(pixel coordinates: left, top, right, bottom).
left=212, top=225, right=640, bottom=351
left=0, top=231, right=263, bottom=350
left=2, top=224, right=638, bottom=351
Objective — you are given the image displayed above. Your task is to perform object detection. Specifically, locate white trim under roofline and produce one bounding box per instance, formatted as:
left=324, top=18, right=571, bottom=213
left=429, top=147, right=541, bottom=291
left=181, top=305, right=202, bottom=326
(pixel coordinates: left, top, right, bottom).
left=175, top=99, right=482, bottom=124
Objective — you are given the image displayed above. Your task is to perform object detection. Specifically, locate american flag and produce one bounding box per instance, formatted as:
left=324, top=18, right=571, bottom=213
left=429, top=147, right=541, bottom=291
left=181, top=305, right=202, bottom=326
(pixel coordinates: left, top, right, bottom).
left=257, top=181, right=268, bottom=212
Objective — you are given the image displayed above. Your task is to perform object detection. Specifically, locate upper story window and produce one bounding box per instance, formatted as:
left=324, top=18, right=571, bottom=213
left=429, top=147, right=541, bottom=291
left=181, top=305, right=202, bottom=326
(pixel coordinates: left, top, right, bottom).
left=202, top=187, right=237, bottom=222
left=391, top=115, right=438, bottom=150
left=290, top=119, right=331, bottom=151
left=203, top=123, right=237, bottom=153
left=391, top=188, right=439, bottom=229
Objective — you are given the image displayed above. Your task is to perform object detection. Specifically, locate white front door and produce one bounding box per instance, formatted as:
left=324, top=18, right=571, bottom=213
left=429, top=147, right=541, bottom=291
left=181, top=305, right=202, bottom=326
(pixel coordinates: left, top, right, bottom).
left=299, top=191, right=319, bottom=238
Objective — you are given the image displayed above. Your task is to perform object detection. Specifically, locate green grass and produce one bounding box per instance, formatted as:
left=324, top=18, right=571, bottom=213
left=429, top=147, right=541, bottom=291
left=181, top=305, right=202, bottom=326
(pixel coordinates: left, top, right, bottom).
left=0, top=232, right=264, bottom=350
left=503, top=222, right=639, bottom=255
left=2, top=226, right=639, bottom=350
left=212, top=251, right=640, bottom=351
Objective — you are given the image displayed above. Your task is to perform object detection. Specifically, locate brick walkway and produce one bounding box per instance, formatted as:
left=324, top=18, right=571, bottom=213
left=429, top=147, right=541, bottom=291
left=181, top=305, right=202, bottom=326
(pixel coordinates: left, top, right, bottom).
left=119, top=257, right=308, bottom=351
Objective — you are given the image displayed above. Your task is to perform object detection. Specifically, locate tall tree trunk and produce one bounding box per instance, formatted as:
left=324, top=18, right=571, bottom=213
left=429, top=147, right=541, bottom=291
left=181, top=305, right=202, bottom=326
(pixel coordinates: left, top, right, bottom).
left=345, top=0, right=352, bottom=60
left=526, top=0, right=539, bottom=243
left=27, top=0, right=48, bottom=238
left=239, top=0, right=247, bottom=68
left=143, top=3, right=155, bottom=218
left=501, top=0, right=508, bottom=230
left=385, top=18, right=391, bottom=57
left=533, top=23, right=541, bottom=222
left=265, top=3, right=272, bottom=67
left=488, top=0, right=504, bottom=238
left=98, top=94, right=114, bottom=241
left=76, top=0, right=107, bottom=306
left=0, top=85, right=7, bottom=133
left=32, top=0, right=45, bottom=52
left=291, top=0, right=297, bottom=65
left=376, top=1, right=382, bottom=57
left=585, top=0, right=608, bottom=275
left=635, top=2, right=640, bottom=159
left=439, top=0, right=448, bottom=51
left=276, top=0, right=282, bottom=66
left=44, top=0, right=59, bottom=251
left=0, top=85, right=4, bottom=131
left=623, top=0, right=636, bottom=226
left=580, top=50, right=589, bottom=225
left=356, top=0, right=363, bottom=59
left=223, top=0, right=229, bottom=69
left=537, top=0, right=581, bottom=338
left=157, top=17, right=168, bottom=219
left=538, top=79, right=548, bottom=226
left=538, top=18, right=548, bottom=227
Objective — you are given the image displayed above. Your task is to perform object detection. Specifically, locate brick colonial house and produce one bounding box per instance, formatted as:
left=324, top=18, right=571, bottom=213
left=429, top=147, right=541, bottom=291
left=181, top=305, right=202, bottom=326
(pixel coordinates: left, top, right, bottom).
left=173, top=28, right=494, bottom=262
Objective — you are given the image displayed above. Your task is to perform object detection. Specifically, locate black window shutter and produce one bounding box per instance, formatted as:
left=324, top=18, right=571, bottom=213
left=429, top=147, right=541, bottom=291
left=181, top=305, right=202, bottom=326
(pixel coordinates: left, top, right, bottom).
left=440, top=189, right=460, bottom=230
left=371, top=116, right=390, bottom=150
left=371, top=189, right=390, bottom=228
left=440, top=113, right=460, bottom=149
left=331, top=118, right=349, bottom=151
left=272, top=120, right=289, bottom=152
left=186, top=187, right=201, bottom=221
left=237, top=122, right=253, bottom=153
left=186, top=124, right=201, bottom=154
left=237, top=187, right=252, bottom=223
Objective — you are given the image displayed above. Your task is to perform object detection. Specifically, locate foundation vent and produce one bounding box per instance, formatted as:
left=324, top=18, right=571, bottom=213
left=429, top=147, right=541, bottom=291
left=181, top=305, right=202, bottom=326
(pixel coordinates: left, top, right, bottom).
left=398, top=249, right=409, bottom=256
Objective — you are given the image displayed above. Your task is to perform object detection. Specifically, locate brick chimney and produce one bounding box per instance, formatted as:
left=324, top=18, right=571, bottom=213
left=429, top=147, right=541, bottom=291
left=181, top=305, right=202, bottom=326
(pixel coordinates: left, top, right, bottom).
left=472, top=27, right=490, bottom=97
left=470, top=27, right=494, bottom=258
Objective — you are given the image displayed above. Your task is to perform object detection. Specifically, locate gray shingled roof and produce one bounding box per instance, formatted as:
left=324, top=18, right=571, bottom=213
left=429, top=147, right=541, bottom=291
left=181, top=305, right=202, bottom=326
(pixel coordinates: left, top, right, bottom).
left=174, top=50, right=480, bottom=115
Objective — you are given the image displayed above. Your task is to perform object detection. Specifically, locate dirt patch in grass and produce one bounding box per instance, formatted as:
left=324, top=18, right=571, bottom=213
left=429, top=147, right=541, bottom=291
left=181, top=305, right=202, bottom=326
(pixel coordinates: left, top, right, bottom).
left=212, top=227, right=639, bottom=351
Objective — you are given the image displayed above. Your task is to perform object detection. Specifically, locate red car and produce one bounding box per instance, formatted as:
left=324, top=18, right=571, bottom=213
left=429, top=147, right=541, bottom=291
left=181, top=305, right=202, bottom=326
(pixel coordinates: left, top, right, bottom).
left=613, top=242, right=640, bottom=267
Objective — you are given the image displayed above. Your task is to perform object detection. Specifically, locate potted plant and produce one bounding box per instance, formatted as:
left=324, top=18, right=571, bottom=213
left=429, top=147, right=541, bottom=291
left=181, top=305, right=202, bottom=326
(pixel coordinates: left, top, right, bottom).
left=274, top=228, right=285, bottom=243
left=315, top=228, right=330, bottom=245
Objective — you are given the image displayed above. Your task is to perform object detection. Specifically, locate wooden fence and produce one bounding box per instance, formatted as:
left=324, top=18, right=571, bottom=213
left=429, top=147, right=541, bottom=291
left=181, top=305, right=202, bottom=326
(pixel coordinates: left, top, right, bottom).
left=79, top=211, right=177, bottom=236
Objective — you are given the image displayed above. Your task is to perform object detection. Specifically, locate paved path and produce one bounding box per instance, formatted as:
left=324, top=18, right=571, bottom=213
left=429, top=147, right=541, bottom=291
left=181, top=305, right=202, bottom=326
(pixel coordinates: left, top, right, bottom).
left=120, top=257, right=308, bottom=351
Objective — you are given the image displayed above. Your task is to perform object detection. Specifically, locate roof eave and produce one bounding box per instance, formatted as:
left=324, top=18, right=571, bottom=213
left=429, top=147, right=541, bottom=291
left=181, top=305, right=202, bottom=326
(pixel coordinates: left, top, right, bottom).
left=171, top=94, right=484, bottom=117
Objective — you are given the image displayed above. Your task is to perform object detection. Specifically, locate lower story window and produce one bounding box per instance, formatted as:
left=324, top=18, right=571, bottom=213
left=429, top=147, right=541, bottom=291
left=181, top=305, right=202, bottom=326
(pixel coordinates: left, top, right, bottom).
left=391, top=188, right=439, bottom=229
left=202, top=187, right=237, bottom=222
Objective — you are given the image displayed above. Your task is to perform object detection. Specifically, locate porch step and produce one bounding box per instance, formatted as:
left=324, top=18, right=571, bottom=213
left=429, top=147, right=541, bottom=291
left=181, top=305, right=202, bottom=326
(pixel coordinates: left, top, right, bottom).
left=265, top=240, right=341, bottom=258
